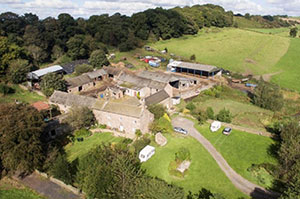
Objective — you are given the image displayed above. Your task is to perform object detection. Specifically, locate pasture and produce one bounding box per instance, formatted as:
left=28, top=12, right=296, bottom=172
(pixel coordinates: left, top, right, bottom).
left=142, top=134, right=248, bottom=199
left=195, top=123, right=278, bottom=189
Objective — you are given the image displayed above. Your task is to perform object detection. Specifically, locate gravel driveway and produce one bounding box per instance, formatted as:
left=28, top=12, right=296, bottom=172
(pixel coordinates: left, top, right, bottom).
left=172, top=116, right=280, bottom=199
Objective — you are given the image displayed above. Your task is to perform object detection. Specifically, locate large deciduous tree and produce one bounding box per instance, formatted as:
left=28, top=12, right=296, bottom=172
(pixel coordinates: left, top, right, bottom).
left=8, top=59, right=32, bottom=83
left=66, top=34, right=89, bottom=60
left=89, top=49, right=109, bottom=68
left=0, top=103, right=45, bottom=175
left=40, top=73, right=67, bottom=97
left=64, top=106, right=95, bottom=130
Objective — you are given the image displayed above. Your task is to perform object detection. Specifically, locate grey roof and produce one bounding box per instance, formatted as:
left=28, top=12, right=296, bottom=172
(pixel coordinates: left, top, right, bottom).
left=28, top=65, right=64, bottom=79
left=168, top=61, right=219, bottom=73
left=66, top=74, right=92, bottom=88
left=103, top=67, right=123, bottom=76
left=137, top=71, right=175, bottom=83
left=49, top=91, right=97, bottom=108
left=145, top=90, right=170, bottom=106
left=50, top=91, right=144, bottom=118
left=62, top=59, right=89, bottom=74
left=86, top=69, right=107, bottom=79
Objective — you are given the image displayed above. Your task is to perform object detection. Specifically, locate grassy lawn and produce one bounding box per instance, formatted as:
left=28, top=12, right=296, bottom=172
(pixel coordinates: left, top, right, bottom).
left=0, top=178, right=43, bottom=199
left=0, top=84, right=46, bottom=104
left=142, top=134, right=248, bottom=199
left=271, top=38, right=300, bottom=92
left=248, top=27, right=292, bottom=37
left=65, top=132, right=125, bottom=162
left=195, top=123, right=278, bottom=189
left=151, top=28, right=290, bottom=75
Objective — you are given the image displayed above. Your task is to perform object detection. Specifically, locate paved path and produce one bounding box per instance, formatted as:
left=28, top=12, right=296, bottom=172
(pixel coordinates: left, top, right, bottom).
left=18, top=172, right=81, bottom=199
left=172, top=117, right=280, bottom=199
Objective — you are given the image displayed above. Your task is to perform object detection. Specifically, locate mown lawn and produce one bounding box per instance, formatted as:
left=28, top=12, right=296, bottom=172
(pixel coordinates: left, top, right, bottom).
left=142, top=134, right=248, bottom=199
left=151, top=28, right=290, bottom=75
left=0, top=84, right=46, bottom=104
left=195, top=123, right=278, bottom=189
left=65, top=132, right=125, bottom=162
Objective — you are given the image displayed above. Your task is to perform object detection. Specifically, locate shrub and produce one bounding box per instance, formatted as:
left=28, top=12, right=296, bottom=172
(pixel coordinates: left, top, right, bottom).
left=75, top=64, right=93, bottom=75
left=186, top=102, right=196, bottom=111
left=98, top=124, right=107, bottom=129
left=132, top=136, right=151, bottom=154
left=49, top=153, right=73, bottom=184
left=0, top=83, right=15, bottom=95
left=175, top=147, right=191, bottom=162
left=191, top=109, right=208, bottom=124
left=64, top=106, right=96, bottom=130
left=148, top=104, right=166, bottom=120
left=206, top=107, right=215, bottom=120
left=190, top=54, right=196, bottom=61
left=135, top=129, right=142, bottom=137
left=74, top=129, right=92, bottom=138
left=216, top=108, right=232, bottom=123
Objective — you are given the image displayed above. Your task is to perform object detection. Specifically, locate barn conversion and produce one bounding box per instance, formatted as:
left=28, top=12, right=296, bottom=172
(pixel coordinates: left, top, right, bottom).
left=167, top=61, right=221, bottom=78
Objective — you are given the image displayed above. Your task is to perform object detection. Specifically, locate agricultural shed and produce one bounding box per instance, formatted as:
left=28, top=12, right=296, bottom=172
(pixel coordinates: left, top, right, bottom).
left=27, top=65, right=65, bottom=80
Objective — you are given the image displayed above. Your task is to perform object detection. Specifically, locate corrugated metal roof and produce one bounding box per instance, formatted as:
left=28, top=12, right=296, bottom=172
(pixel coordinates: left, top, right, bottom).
left=168, top=61, right=218, bottom=73
left=29, top=65, right=64, bottom=79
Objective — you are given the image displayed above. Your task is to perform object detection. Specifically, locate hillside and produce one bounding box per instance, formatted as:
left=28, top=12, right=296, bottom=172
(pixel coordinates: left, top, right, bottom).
left=150, top=27, right=300, bottom=91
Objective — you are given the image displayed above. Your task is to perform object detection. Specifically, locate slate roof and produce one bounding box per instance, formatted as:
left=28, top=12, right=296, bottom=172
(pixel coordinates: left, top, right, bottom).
left=86, top=69, right=107, bottom=79
left=101, top=101, right=143, bottom=118
left=61, top=59, right=89, bottom=74
left=66, top=74, right=92, bottom=88
left=145, top=90, right=170, bottom=106
left=137, top=71, right=175, bottom=83
left=103, top=67, right=123, bottom=76
left=49, top=91, right=97, bottom=108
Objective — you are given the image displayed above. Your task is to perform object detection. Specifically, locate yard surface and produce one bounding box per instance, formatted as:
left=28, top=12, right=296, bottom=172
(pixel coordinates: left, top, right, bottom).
left=0, top=177, right=43, bottom=199
left=65, top=132, right=125, bottom=162
left=0, top=84, right=46, bottom=104
left=195, top=123, right=278, bottom=189
left=142, top=134, right=248, bottom=199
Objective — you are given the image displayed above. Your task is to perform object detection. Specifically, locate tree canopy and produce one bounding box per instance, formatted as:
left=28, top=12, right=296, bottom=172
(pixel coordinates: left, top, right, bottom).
left=0, top=103, right=45, bottom=175
left=40, top=73, right=67, bottom=97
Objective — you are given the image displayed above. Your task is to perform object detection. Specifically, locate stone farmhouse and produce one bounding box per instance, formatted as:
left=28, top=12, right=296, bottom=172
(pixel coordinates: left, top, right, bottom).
left=49, top=91, right=154, bottom=136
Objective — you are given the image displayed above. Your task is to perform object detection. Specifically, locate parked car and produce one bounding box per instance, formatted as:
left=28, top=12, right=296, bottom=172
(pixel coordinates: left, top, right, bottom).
left=222, top=127, right=232, bottom=135
left=174, top=127, right=188, bottom=135
left=210, top=121, right=221, bottom=132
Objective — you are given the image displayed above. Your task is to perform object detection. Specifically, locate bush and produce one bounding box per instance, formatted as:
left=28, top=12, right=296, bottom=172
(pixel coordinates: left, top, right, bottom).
left=135, top=129, right=142, bottom=137
left=0, top=83, right=15, bottom=95
left=75, top=64, right=93, bottom=75
left=74, top=129, right=92, bottom=138
left=191, top=109, right=208, bottom=125
left=175, top=147, right=191, bottom=162
left=206, top=107, right=215, bottom=120
left=98, top=124, right=107, bottom=129
left=64, top=106, right=96, bottom=130
left=132, top=136, right=151, bottom=154
left=148, top=104, right=166, bottom=120
left=186, top=102, right=196, bottom=111
left=49, top=153, right=73, bottom=184
left=190, top=54, right=196, bottom=61
left=216, top=108, right=232, bottom=123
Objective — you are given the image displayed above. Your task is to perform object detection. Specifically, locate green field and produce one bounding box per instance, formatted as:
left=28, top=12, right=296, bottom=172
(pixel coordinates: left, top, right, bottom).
left=142, top=134, right=248, bottom=199
left=271, top=38, right=300, bottom=91
left=65, top=132, right=125, bottom=162
left=195, top=123, right=278, bottom=189
left=150, top=27, right=300, bottom=91
left=0, top=84, right=46, bottom=104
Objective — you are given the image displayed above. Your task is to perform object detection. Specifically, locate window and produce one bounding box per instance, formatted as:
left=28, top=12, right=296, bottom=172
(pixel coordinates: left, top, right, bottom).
left=78, top=86, right=82, bottom=91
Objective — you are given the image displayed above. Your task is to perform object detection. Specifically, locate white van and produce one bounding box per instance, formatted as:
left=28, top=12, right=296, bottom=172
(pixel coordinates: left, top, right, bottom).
left=210, top=121, right=221, bottom=132
left=139, top=145, right=155, bottom=162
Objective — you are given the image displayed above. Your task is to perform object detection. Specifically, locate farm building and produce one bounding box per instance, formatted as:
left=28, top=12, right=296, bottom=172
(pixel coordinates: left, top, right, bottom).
left=66, top=69, right=107, bottom=93
left=167, top=61, right=221, bottom=78
left=144, top=90, right=172, bottom=109
left=49, top=91, right=154, bottom=135
left=27, top=65, right=65, bottom=81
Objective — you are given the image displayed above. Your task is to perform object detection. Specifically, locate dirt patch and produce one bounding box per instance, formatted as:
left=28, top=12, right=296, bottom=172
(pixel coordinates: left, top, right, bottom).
left=245, top=58, right=256, bottom=64
left=253, top=71, right=282, bottom=82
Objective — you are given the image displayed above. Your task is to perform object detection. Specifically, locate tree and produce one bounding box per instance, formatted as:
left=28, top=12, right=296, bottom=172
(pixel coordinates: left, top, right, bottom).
left=148, top=104, right=166, bottom=120
left=66, top=34, right=89, bottom=60
left=49, top=152, right=73, bottom=184
left=206, top=107, right=215, bottom=120
left=190, top=54, right=196, bottom=61
left=64, top=106, right=95, bottom=130
left=175, top=147, right=191, bottom=162
left=290, top=27, right=298, bottom=37
left=40, top=73, right=67, bottom=96
left=253, top=79, right=284, bottom=111
left=192, top=109, right=208, bottom=125
left=75, top=64, right=93, bottom=75
left=89, top=49, right=109, bottom=68
left=216, top=108, right=232, bottom=123
left=26, top=45, right=48, bottom=65
left=0, top=103, right=45, bottom=175
left=186, top=102, right=196, bottom=111
left=8, top=59, right=32, bottom=83
left=245, top=13, right=251, bottom=20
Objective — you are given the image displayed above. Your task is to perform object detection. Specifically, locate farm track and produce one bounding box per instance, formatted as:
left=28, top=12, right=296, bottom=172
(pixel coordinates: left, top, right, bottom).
left=172, top=117, right=280, bottom=199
